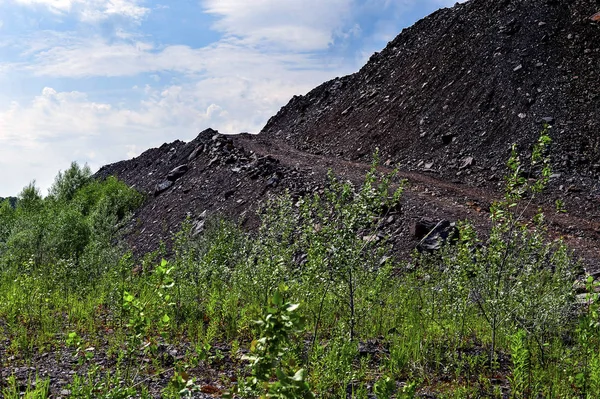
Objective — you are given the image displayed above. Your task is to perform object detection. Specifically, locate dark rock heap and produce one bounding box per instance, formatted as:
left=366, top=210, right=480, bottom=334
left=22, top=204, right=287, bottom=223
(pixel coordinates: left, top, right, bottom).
left=262, top=0, right=600, bottom=190
left=96, top=0, right=600, bottom=266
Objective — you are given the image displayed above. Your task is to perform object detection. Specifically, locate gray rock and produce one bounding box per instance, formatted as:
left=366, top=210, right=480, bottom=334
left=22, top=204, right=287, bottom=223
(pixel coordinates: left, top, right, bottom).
left=192, top=220, right=205, bottom=236
left=166, top=165, right=188, bottom=181
left=413, top=219, right=459, bottom=252
left=208, top=156, right=220, bottom=167
left=154, top=180, right=173, bottom=196
left=266, top=175, right=280, bottom=188
left=541, top=116, right=555, bottom=125
left=187, top=145, right=204, bottom=162
left=460, top=156, right=475, bottom=169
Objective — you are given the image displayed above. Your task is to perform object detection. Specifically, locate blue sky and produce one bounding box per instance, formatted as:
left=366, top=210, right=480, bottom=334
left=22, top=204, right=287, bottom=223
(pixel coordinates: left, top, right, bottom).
left=0, top=0, right=461, bottom=196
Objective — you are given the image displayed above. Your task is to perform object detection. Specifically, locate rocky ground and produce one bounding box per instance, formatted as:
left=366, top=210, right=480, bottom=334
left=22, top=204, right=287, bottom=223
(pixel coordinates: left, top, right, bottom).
left=262, top=0, right=600, bottom=191
left=97, top=128, right=600, bottom=274
left=95, top=0, right=600, bottom=273
left=0, top=337, right=230, bottom=398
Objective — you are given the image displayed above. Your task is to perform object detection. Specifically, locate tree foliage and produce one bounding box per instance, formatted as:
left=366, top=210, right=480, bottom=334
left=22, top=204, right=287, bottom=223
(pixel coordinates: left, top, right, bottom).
left=0, top=164, right=143, bottom=274
left=48, top=162, right=92, bottom=203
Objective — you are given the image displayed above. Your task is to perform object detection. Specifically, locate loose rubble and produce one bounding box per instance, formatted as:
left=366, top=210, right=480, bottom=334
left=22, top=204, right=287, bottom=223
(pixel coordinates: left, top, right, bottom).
left=96, top=0, right=600, bottom=273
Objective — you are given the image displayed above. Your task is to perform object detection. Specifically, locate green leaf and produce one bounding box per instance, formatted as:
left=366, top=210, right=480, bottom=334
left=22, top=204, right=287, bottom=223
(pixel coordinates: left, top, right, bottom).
left=292, top=369, right=306, bottom=382
left=273, top=290, right=283, bottom=306
left=286, top=303, right=300, bottom=312
left=275, top=368, right=287, bottom=381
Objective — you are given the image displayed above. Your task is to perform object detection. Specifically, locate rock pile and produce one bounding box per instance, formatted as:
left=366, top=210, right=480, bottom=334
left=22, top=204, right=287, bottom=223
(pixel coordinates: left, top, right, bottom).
left=95, top=130, right=331, bottom=256
left=96, top=0, right=600, bottom=271
left=262, top=0, right=600, bottom=194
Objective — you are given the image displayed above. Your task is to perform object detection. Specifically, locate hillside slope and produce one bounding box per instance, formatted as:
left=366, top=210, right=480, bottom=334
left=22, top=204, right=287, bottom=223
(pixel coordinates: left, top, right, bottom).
left=262, top=0, right=600, bottom=189
left=96, top=0, right=600, bottom=269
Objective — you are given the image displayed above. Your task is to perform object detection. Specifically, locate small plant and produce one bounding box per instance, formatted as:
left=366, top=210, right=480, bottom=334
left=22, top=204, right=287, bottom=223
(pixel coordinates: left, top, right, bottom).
left=65, top=330, right=81, bottom=347
left=68, top=365, right=137, bottom=399
left=373, top=376, right=395, bottom=399
left=228, top=286, right=314, bottom=399
left=121, top=259, right=176, bottom=382
left=398, top=381, right=417, bottom=399
left=555, top=199, right=566, bottom=213
left=420, top=130, right=575, bottom=370
left=65, top=331, right=94, bottom=364
left=166, top=370, right=203, bottom=398
left=509, top=329, right=531, bottom=398
left=2, top=375, right=50, bottom=399
left=122, top=259, right=175, bottom=344
left=572, top=276, right=600, bottom=396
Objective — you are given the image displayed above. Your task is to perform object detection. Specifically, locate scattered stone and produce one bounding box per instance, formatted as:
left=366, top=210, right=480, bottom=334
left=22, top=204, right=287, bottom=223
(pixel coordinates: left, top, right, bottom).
left=358, top=340, right=386, bottom=356
left=208, top=156, right=220, bottom=167
left=187, top=145, right=204, bottom=162
left=541, top=116, right=555, bottom=124
left=266, top=175, right=280, bottom=188
left=192, top=220, right=205, bottom=236
left=460, top=156, right=475, bottom=169
left=166, top=165, right=188, bottom=181
left=363, top=235, right=380, bottom=243
left=413, top=219, right=459, bottom=252
left=154, top=180, right=173, bottom=196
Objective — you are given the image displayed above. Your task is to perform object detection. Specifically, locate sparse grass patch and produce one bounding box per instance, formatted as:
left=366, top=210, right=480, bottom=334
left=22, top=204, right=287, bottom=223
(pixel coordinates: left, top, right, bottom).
left=0, top=137, right=598, bottom=398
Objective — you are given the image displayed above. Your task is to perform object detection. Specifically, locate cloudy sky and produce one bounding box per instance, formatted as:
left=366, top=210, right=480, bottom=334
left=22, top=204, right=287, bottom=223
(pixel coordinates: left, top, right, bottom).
left=0, top=0, right=460, bottom=196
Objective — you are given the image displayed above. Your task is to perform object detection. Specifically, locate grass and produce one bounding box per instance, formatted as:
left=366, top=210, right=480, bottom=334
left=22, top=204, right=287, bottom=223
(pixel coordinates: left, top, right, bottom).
left=1, top=135, right=599, bottom=398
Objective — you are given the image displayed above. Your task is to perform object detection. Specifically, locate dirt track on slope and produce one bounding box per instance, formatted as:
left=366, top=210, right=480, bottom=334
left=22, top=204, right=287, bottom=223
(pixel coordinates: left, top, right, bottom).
left=239, top=135, right=600, bottom=273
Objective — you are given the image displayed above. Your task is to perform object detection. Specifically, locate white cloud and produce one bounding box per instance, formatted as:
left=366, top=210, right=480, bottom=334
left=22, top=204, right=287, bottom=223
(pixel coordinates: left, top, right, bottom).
left=0, top=0, right=462, bottom=195
left=9, top=33, right=341, bottom=80
left=203, top=0, right=353, bottom=51
left=10, top=0, right=149, bottom=22
left=0, top=55, right=342, bottom=194
left=80, top=0, right=149, bottom=22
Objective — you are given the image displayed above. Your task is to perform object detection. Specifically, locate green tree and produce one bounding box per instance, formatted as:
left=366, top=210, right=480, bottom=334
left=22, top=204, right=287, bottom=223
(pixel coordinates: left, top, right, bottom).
left=0, top=199, right=15, bottom=244
left=17, top=181, right=43, bottom=213
left=48, top=162, right=92, bottom=202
